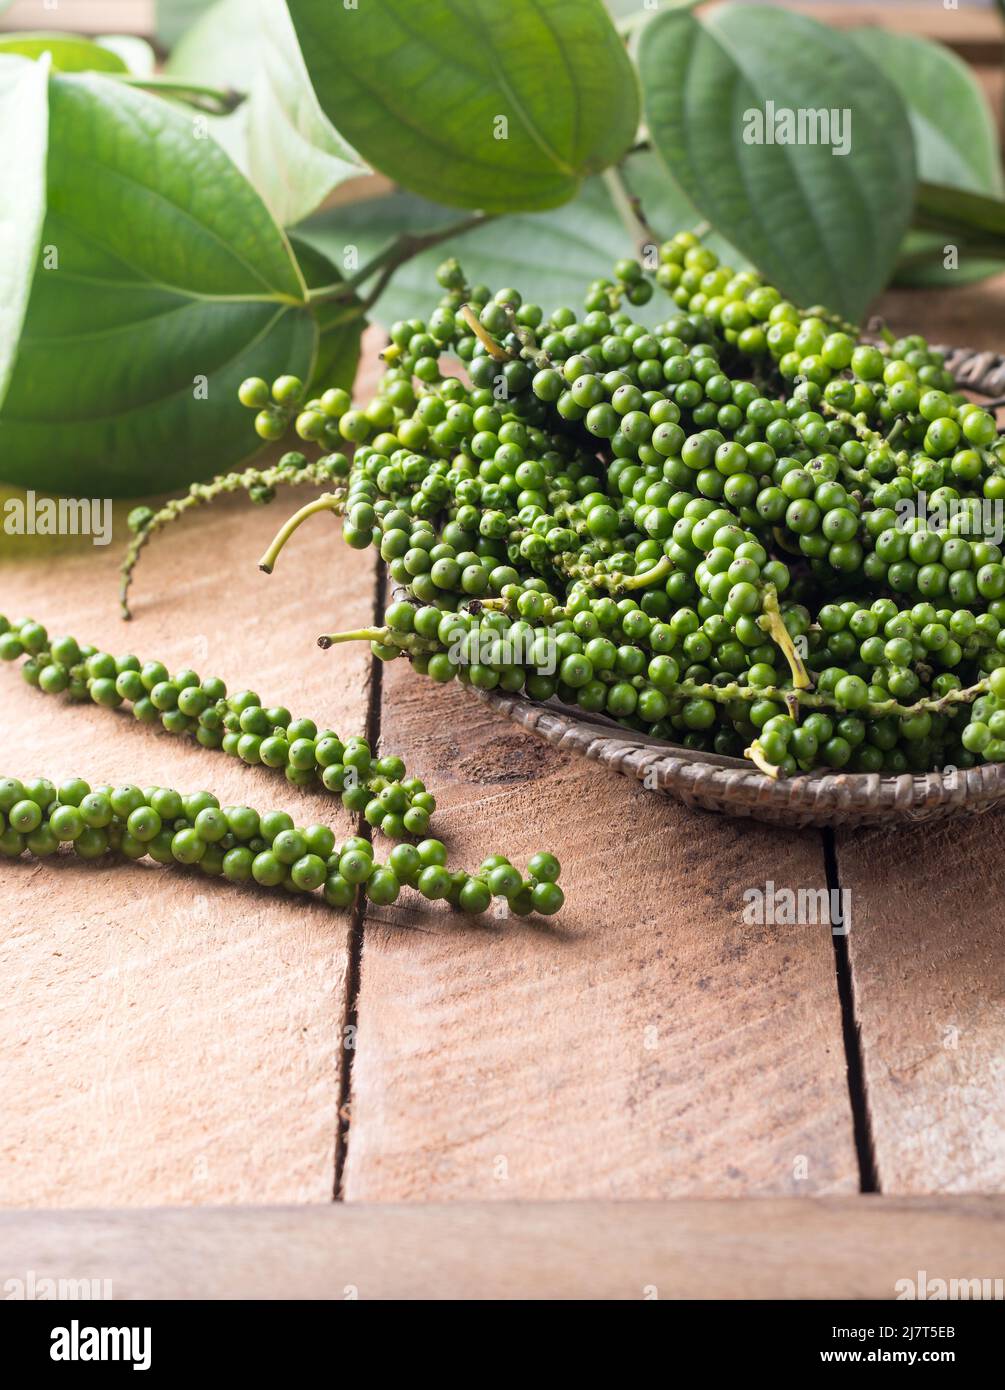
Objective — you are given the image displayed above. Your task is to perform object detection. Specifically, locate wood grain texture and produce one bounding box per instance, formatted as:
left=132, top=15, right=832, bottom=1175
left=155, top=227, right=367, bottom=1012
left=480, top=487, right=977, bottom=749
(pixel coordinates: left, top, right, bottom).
left=836, top=282, right=1005, bottom=1196
left=0, top=451, right=378, bottom=1207
left=1, top=1, right=156, bottom=35
left=836, top=818, right=1005, bottom=1194
left=791, top=4, right=1004, bottom=57
left=343, top=660, right=858, bottom=1201
left=3, top=1197, right=1002, bottom=1300
left=880, top=273, right=1005, bottom=360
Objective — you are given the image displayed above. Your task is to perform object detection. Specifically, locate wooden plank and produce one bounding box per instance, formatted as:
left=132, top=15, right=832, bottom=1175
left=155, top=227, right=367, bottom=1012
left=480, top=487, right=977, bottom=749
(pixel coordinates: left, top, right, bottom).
left=0, top=338, right=386, bottom=1206
left=791, top=4, right=1004, bottom=59
left=836, top=820, right=1005, bottom=1193
left=341, top=660, right=858, bottom=1200
left=1, top=1, right=156, bottom=35
left=2, top=1196, right=1002, bottom=1299
left=880, top=271, right=1005, bottom=360
left=836, top=280, right=1005, bottom=1195
left=974, top=66, right=1004, bottom=147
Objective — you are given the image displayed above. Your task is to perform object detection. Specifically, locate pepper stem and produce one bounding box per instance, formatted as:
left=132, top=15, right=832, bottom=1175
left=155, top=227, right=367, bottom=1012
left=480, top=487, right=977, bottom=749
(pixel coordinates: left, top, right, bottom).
left=318, top=627, right=386, bottom=649
left=758, top=584, right=811, bottom=690
left=118, top=461, right=341, bottom=619
left=615, top=555, right=672, bottom=591
left=259, top=492, right=344, bottom=574
left=559, top=553, right=672, bottom=594
left=318, top=627, right=438, bottom=657
left=459, top=304, right=510, bottom=361
left=745, top=740, right=782, bottom=779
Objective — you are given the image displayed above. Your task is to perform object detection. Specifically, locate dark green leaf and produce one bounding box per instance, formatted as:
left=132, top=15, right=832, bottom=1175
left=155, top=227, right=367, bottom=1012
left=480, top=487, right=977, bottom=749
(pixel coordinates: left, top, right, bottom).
left=0, top=56, right=48, bottom=409
left=287, top=0, right=640, bottom=212
left=896, top=185, right=1005, bottom=287
left=0, top=72, right=317, bottom=498
left=914, top=181, right=1005, bottom=253
left=850, top=28, right=1003, bottom=196
left=288, top=235, right=365, bottom=396
left=639, top=2, right=916, bottom=320
left=892, top=230, right=1003, bottom=289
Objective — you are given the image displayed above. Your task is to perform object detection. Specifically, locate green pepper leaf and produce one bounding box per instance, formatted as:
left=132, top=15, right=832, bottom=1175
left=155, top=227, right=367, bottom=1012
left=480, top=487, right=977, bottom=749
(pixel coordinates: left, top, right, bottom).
left=156, top=0, right=215, bottom=51
left=863, top=30, right=1005, bottom=288
left=893, top=230, right=1003, bottom=290
left=0, top=56, right=49, bottom=410
left=913, top=182, right=1005, bottom=255
left=0, top=72, right=319, bottom=498
left=850, top=28, right=1002, bottom=197
left=639, top=2, right=916, bottom=320
left=166, top=0, right=365, bottom=226
left=288, top=235, right=365, bottom=397
left=287, top=0, right=640, bottom=212
left=295, top=151, right=741, bottom=332
left=0, top=32, right=128, bottom=73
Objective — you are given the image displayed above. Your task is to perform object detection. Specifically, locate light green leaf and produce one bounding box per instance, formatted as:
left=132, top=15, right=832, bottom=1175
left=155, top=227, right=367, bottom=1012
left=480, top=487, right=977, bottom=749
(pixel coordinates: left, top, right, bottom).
left=295, top=151, right=742, bottom=331
left=166, top=0, right=364, bottom=226
left=0, top=33, right=128, bottom=72
left=0, top=56, right=49, bottom=409
left=287, top=0, right=640, bottom=212
left=156, top=0, right=215, bottom=50
left=96, top=35, right=157, bottom=77
left=639, top=2, right=916, bottom=320
left=868, top=30, right=1004, bottom=288
left=850, top=28, right=1003, bottom=197
left=0, top=72, right=317, bottom=498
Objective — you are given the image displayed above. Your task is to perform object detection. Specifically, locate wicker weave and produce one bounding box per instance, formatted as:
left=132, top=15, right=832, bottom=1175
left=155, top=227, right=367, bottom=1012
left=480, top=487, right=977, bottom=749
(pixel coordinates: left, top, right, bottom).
left=454, top=345, right=1005, bottom=828
left=471, top=686, right=1005, bottom=827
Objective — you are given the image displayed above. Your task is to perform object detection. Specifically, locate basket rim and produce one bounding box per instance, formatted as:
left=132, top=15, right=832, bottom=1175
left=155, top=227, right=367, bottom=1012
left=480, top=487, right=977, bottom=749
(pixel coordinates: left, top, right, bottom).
left=469, top=685, right=1005, bottom=816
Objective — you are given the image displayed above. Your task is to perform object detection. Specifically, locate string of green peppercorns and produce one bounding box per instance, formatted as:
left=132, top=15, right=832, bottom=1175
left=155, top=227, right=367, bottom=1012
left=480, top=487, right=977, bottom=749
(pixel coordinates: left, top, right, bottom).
left=0, top=775, right=564, bottom=917
left=120, top=453, right=349, bottom=620
left=0, top=612, right=437, bottom=842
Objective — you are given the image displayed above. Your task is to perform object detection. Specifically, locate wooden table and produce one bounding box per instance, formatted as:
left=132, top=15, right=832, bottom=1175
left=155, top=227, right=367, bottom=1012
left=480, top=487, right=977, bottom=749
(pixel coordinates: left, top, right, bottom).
left=2, top=279, right=1005, bottom=1300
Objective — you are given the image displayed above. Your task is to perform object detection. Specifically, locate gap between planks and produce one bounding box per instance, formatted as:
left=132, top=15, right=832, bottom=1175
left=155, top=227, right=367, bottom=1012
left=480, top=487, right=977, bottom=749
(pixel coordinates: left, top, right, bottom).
left=331, top=617, right=878, bottom=1199
left=332, top=562, right=386, bottom=1199
left=824, top=828, right=880, bottom=1194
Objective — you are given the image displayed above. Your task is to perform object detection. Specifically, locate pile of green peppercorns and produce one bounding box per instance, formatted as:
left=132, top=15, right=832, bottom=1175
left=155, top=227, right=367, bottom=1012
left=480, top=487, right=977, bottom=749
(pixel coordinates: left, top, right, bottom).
left=214, top=235, right=1005, bottom=779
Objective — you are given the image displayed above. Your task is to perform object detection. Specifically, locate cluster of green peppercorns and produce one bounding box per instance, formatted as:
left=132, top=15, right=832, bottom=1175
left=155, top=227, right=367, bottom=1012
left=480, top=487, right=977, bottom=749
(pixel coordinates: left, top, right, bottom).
left=226, top=232, right=1005, bottom=778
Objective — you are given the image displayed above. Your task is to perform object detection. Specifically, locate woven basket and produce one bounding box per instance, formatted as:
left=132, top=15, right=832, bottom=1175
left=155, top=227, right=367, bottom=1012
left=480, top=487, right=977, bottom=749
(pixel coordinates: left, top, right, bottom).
left=459, top=345, right=1005, bottom=828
